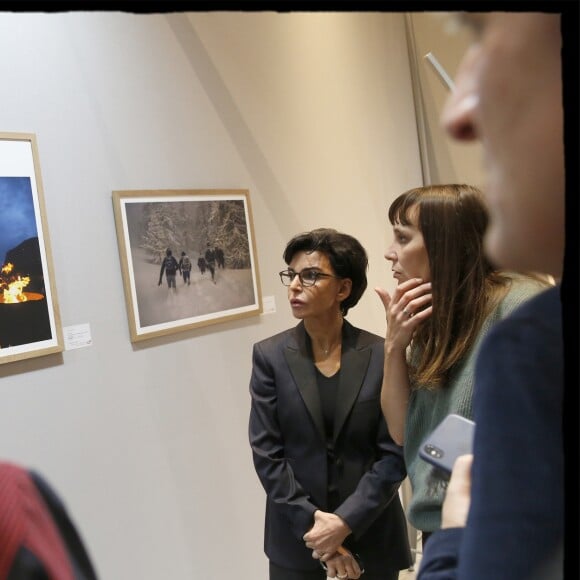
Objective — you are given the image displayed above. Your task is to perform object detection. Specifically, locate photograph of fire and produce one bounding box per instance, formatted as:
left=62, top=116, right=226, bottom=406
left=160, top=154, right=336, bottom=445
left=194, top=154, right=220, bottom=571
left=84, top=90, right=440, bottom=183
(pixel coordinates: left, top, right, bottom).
left=0, top=176, right=52, bottom=350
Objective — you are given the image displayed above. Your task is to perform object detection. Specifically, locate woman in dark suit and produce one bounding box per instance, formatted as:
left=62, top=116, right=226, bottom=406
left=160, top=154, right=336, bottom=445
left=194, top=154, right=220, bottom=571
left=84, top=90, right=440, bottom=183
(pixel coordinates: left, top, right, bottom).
left=249, top=228, right=412, bottom=580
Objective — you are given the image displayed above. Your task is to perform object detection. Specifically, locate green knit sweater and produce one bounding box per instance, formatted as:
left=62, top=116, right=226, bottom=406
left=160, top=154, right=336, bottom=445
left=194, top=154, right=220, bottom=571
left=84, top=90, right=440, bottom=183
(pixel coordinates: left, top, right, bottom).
left=403, top=276, right=545, bottom=532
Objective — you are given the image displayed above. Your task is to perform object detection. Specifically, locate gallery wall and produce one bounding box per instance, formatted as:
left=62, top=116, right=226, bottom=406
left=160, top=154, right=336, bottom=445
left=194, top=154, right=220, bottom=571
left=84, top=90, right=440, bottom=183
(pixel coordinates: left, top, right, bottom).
left=0, top=11, right=475, bottom=578
left=407, top=12, right=484, bottom=188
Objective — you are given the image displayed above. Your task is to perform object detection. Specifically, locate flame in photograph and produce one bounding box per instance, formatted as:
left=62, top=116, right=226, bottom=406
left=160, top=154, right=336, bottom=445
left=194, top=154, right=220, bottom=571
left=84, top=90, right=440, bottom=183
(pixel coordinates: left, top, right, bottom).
left=0, top=262, right=40, bottom=304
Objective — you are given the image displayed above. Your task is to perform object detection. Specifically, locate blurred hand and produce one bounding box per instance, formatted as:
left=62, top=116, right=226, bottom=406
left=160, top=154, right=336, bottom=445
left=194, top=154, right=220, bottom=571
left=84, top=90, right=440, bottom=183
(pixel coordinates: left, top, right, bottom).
left=442, top=454, right=473, bottom=528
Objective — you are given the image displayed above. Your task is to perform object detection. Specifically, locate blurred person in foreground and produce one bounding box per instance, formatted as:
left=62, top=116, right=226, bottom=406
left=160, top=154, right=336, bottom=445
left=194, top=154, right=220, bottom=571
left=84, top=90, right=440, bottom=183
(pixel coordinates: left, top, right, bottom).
left=417, top=12, right=571, bottom=579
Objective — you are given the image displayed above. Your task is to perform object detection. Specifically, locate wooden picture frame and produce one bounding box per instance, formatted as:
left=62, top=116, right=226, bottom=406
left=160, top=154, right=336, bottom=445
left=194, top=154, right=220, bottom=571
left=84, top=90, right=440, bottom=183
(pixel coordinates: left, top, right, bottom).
left=0, top=132, right=63, bottom=364
left=112, top=189, right=263, bottom=342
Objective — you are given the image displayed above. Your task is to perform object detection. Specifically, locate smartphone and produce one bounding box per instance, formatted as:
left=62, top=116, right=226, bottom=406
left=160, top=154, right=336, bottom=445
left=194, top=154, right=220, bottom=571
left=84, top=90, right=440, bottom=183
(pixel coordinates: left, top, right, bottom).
left=419, top=413, right=475, bottom=476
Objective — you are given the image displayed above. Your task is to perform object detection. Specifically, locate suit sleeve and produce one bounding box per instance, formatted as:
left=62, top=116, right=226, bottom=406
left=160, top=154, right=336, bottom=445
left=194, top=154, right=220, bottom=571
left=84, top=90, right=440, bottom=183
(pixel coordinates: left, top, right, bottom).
left=249, top=342, right=318, bottom=539
left=420, top=291, right=564, bottom=579
left=453, top=305, right=563, bottom=579
left=417, top=528, right=462, bottom=579
left=334, top=397, right=407, bottom=538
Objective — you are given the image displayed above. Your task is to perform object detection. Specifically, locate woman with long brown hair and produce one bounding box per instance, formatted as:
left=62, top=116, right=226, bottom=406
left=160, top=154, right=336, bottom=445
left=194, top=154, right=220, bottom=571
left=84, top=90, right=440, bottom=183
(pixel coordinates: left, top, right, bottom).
left=376, top=184, right=546, bottom=547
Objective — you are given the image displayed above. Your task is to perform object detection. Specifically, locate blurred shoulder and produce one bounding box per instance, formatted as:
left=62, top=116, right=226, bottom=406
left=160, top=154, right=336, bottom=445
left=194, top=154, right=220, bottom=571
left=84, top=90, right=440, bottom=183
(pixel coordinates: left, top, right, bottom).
left=498, top=272, right=551, bottom=317
left=486, top=286, right=561, bottom=358
left=499, top=285, right=561, bottom=329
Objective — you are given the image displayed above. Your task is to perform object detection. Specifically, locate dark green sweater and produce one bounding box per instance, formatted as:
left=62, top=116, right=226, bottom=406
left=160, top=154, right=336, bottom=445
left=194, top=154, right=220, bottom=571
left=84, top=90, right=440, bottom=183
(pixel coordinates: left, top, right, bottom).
left=403, top=276, right=545, bottom=532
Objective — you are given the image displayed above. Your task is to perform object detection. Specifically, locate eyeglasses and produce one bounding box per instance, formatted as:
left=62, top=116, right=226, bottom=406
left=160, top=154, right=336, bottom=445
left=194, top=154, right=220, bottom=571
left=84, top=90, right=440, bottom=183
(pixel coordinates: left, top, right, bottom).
left=279, top=268, right=339, bottom=287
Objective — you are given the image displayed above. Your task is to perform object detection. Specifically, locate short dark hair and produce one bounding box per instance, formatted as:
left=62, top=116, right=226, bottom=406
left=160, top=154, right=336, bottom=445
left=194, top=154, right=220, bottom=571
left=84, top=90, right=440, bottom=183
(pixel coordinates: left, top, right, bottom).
left=283, top=228, right=368, bottom=316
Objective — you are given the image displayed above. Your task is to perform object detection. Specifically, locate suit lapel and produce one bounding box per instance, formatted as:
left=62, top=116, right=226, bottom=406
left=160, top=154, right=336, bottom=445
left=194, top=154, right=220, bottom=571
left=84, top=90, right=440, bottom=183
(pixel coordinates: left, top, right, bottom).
left=284, top=324, right=326, bottom=442
left=333, top=324, right=372, bottom=442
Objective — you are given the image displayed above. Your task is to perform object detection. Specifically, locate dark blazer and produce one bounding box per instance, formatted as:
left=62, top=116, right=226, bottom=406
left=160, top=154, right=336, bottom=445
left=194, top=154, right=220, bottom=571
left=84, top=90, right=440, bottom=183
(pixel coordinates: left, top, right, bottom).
left=249, top=320, right=412, bottom=574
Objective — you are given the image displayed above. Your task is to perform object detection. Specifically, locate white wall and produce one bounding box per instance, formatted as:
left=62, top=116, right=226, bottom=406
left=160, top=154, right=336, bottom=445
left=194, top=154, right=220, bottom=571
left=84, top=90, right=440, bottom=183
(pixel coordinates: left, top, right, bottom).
left=0, top=12, right=429, bottom=578
left=407, top=12, right=484, bottom=186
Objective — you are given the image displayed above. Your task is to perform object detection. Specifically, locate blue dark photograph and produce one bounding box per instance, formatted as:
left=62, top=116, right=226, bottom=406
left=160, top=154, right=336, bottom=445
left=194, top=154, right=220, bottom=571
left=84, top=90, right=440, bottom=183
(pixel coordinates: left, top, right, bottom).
left=0, top=176, right=52, bottom=349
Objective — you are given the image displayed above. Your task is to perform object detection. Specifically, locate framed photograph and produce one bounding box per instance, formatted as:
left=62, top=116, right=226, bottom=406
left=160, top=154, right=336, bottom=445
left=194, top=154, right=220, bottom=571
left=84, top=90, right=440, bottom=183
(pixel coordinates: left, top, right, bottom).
left=112, top=189, right=263, bottom=342
left=0, top=132, right=63, bottom=364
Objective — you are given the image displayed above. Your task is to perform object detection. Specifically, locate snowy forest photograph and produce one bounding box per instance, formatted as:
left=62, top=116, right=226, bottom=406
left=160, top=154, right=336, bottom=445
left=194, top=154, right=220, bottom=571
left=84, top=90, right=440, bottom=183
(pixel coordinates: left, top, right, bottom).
left=113, top=189, right=262, bottom=342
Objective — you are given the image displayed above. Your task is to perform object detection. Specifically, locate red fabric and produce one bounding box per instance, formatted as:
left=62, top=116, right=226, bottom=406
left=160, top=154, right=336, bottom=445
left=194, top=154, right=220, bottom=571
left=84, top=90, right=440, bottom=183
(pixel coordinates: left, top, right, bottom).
left=0, top=463, right=73, bottom=579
